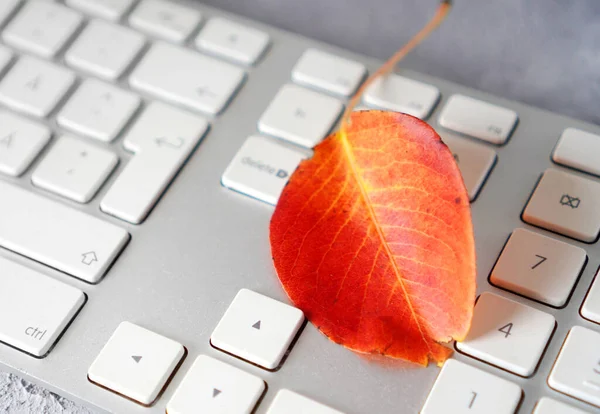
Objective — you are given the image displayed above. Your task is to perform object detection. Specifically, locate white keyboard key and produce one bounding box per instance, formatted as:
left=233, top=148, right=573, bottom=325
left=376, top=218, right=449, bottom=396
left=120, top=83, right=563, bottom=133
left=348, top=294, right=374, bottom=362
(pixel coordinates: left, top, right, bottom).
left=456, top=292, right=555, bottom=377
left=533, top=397, right=589, bottom=414
left=523, top=168, right=600, bottom=243
left=548, top=326, right=600, bottom=408
left=130, top=42, right=245, bottom=115
left=222, top=135, right=306, bottom=205
left=0, top=257, right=85, bottom=357
left=0, top=181, right=129, bottom=283
left=258, top=84, right=343, bottom=148
left=129, top=0, right=202, bottom=43
left=292, top=49, right=366, bottom=97
left=553, top=128, right=600, bottom=177
left=2, top=2, right=82, bottom=58
left=0, top=56, right=75, bottom=118
left=101, top=102, right=208, bottom=224
left=195, top=17, right=269, bottom=65
left=66, top=0, right=136, bottom=21
left=211, top=289, right=304, bottom=370
left=58, top=79, right=140, bottom=142
left=0, top=0, right=20, bottom=26
left=88, top=322, right=185, bottom=406
left=65, top=20, right=145, bottom=80
left=32, top=136, right=119, bottom=203
left=490, top=228, right=586, bottom=307
left=267, top=390, right=343, bottom=414
left=582, top=268, right=600, bottom=324
left=363, top=74, right=439, bottom=119
left=167, top=355, right=265, bottom=414
left=441, top=133, right=497, bottom=201
left=439, top=94, right=518, bottom=145
left=0, top=46, right=12, bottom=74
left=0, top=111, right=51, bottom=176
left=422, top=359, right=522, bottom=414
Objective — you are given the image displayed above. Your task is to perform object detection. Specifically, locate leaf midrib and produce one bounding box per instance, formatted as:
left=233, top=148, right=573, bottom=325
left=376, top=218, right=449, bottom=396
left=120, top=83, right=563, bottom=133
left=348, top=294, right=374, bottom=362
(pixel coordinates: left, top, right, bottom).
left=338, top=129, right=434, bottom=355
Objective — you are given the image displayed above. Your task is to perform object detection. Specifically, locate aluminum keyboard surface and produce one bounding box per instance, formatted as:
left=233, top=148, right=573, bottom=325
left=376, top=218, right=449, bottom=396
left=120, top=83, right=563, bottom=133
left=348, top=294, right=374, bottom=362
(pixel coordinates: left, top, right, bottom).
left=0, top=0, right=599, bottom=413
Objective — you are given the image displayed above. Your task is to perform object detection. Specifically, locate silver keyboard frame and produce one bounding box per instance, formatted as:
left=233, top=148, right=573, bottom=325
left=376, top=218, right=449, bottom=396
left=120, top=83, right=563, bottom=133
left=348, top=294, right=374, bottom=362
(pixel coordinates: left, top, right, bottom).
left=1, top=0, right=600, bottom=413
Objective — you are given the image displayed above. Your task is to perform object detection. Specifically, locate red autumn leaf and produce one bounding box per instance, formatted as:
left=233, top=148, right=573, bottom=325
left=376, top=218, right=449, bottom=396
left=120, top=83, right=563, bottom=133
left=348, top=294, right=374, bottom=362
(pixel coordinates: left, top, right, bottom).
left=270, top=110, right=476, bottom=365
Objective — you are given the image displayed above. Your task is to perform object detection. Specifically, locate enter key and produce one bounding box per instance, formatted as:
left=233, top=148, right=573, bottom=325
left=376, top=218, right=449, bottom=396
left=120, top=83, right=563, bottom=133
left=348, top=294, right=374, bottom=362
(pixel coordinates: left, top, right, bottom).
left=100, top=102, right=209, bottom=224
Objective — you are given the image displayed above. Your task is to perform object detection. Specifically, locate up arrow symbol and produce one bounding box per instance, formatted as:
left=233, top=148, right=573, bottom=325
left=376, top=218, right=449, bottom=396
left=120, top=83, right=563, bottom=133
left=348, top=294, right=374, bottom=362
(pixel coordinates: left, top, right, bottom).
left=132, top=355, right=142, bottom=363
left=81, top=251, right=98, bottom=266
left=252, top=320, right=261, bottom=330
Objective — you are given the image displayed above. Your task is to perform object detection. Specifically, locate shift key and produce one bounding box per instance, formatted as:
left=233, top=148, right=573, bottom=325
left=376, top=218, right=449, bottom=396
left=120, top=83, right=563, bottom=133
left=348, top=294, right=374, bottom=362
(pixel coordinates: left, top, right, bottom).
left=0, top=181, right=129, bottom=283
left=0, top=256, right=85, bottom=357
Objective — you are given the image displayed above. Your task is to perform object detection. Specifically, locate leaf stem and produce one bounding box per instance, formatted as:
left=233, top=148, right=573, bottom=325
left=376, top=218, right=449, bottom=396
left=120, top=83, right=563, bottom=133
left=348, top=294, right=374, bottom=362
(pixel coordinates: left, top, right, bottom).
left=340, top=1, right=453, bottom=134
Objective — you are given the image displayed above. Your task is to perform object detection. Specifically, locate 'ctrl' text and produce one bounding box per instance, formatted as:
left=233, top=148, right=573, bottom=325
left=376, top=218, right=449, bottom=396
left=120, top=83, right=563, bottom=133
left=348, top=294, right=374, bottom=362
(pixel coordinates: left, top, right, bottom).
left=25, top=326, right=47, bottom=341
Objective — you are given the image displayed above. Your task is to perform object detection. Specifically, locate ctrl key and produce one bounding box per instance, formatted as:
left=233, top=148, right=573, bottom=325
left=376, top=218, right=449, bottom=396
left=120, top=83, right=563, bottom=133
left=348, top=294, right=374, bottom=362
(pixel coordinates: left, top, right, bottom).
left=222, top=135, right=307, bottom=205
left=422, top=359, right=522, bottom=414
left=0, top=256, right=85, bottom=357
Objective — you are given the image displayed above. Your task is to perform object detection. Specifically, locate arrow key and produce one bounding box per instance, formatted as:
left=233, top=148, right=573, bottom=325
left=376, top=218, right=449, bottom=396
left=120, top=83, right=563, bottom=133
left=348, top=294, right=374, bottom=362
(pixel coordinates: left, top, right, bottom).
left=211, top=289, right=304, bottom=370
left=88, top=322, right=185, bottom=406
left=167, top=355, right=265, bottom=414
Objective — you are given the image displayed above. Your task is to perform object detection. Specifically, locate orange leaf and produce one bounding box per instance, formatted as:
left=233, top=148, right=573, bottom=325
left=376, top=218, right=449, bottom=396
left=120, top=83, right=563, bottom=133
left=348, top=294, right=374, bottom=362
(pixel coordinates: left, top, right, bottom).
left=269, top=110, right=476, bottom=365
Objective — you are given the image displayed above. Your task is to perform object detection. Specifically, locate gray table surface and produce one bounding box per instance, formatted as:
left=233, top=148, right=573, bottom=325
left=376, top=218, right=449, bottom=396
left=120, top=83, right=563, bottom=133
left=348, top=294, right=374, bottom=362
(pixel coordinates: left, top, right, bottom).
left=2, top=0, right=600, bottom=412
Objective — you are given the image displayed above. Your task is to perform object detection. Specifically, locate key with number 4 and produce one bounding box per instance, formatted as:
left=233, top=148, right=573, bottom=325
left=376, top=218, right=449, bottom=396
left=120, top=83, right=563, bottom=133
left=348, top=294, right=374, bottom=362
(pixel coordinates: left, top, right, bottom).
left=457, top=292, right=555, bottom=377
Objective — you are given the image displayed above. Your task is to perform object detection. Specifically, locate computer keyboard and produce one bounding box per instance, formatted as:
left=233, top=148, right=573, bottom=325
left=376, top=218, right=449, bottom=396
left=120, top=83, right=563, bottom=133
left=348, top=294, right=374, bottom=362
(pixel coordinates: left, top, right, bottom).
left=0, top=0, right=599, bottom=413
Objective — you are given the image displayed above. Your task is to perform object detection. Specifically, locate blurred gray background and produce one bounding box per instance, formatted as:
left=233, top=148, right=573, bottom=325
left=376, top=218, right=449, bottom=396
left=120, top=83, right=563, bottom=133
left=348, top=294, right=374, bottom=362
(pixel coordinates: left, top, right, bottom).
left=2, top=0, right=600, bottom=412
